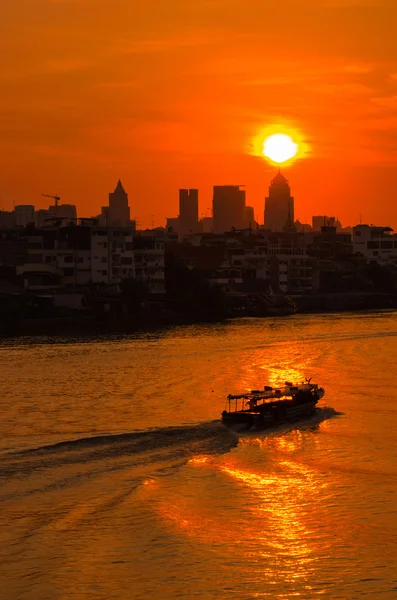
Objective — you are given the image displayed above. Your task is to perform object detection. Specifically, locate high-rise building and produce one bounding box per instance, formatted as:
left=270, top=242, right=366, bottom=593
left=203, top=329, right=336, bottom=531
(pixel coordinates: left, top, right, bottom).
left=15, top=205, right=35, bottom=227
left=108, top=180, right=130, bottom=226
left=200, top=216, right=213, bottom=233
left=264, top=172, right=294, bottom=231
left=179, top=189, right=199, bottom=237
left=35, top=209, right=50, bottom=227
left=48, top=204, right=77, bottom=223
left=244, top=206, right=255, bottom=228
left=212, top=185, right=246, bottom=233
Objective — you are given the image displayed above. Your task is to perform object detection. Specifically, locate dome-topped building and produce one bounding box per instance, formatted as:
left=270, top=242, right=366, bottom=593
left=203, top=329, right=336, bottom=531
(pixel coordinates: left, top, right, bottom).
left=264, top=170, right=294, bottom=231
left=270, top=171, right=289, bottom=186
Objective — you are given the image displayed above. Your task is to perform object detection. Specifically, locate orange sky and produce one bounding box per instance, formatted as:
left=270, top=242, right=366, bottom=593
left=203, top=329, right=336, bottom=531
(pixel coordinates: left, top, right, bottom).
left=1, top=0, right=397, bottom=228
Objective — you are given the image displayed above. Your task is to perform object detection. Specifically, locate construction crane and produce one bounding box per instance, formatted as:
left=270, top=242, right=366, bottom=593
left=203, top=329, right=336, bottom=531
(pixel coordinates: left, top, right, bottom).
left=41, top=194, right=61, bottom=210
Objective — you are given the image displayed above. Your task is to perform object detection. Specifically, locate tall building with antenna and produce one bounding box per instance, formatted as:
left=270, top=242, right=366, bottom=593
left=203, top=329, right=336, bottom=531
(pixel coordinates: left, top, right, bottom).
left=264, top=171, right=294, bottom=231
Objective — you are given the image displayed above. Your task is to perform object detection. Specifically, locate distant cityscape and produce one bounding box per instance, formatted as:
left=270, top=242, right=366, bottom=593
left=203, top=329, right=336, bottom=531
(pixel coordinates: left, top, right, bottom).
left=0, top=172, right=348, bottom=235
left=1, top=170, right=397, bottom=334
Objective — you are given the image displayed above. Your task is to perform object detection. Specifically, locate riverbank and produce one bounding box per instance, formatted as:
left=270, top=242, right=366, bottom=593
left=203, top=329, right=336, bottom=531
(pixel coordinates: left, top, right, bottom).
left=1, top=291, right=396, bottom=338
left=291, top=291, right=397, bottom=313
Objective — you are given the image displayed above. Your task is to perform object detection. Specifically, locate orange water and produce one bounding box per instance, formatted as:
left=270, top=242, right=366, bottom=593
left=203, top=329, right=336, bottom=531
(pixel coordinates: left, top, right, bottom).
left=1, top=312, right=397, bottom=599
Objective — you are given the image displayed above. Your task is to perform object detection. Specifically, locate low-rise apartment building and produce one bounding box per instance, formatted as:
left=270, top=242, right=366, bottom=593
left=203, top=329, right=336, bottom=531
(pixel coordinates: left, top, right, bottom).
left=353, top=225, right=397, bottom=266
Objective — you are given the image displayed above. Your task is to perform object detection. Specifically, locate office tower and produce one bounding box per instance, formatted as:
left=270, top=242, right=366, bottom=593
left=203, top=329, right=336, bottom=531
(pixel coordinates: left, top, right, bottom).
left=109, top=180, right=130, bottom=226
left=212, top=185, right=246, bottom=233
left=179, top=189, right=199, bottom=237
left=244, top=206, right=255, bottom=228
left=15, top=205, right=35, bottom=227
left=264, top=171, right=294, bottom=231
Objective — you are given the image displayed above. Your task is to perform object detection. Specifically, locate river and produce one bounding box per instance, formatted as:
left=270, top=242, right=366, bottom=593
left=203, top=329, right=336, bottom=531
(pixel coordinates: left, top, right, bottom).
left=1, top=312, right=397, bottom=599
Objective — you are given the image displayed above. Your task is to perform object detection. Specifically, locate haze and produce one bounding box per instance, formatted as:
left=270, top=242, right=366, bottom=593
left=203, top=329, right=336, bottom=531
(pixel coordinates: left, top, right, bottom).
left=1, top=0, right=397, bottom=227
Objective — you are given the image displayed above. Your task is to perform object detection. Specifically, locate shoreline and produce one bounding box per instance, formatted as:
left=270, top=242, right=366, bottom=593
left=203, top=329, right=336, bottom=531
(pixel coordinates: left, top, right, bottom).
left=1, top=292, right=396, bottom=339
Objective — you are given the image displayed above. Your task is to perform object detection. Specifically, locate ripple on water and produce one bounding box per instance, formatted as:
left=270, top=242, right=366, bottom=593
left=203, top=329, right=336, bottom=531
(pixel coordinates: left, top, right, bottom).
left=1, top=313, right=397, bottom=599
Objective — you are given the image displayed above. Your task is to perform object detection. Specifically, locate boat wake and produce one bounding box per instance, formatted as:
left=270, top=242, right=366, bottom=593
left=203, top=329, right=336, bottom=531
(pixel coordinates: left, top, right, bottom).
left=0, top=408, right=340, bottom=502
left=0, top=422, right=238, bottom=484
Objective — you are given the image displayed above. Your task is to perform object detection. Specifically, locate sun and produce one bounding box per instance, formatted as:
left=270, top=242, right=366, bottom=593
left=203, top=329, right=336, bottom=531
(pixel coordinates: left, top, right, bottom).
left=263, top=133, right=298, bottom=164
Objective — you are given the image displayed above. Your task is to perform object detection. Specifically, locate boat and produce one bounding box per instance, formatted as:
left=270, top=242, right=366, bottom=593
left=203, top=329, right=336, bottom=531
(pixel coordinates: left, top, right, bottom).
left=221, top=379, right=325, bottom=429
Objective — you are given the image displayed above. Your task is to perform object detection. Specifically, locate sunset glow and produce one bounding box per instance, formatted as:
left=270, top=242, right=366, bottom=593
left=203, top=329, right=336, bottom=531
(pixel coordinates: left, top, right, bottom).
left=263, top=134, right=298, bottom=164
left=1, top=1, right=397, bottom=227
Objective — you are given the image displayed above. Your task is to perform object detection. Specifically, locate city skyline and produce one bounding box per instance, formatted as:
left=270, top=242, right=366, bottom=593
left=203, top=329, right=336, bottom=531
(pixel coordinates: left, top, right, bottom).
left=0, top=162, right=395, bottom=231
left=1, top=1, right=397, bottom=229
left=3, top=4, right=397, bottom=599
left=0, top=170, right=385, bottom=232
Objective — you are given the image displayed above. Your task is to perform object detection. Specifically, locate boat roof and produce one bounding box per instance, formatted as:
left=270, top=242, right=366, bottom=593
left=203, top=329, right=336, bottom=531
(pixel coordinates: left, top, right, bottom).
left=227, top=382, right=317, bottom=401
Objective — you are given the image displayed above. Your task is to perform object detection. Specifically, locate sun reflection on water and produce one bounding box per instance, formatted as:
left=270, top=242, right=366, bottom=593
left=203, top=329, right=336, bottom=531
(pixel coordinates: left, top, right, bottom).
left=235, top=346, right=310, bottom=394
left=239, top=428, right=321, bottom=455
left=151, top=431, right=331, bottom=589
left=188, top=455, right=210, bottom=465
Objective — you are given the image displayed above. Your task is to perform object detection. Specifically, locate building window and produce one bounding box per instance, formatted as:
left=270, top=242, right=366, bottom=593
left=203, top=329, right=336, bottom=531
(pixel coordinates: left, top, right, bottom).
left=121, top=257, right=133, bottom=265
left=101, top=270, right=107, bottom=275
left=64, top=255, right=74, bottom=263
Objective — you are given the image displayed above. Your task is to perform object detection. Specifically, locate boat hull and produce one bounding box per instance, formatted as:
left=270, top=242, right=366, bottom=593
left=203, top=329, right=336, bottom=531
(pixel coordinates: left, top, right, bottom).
left=222, top=399, right=318, bottom=430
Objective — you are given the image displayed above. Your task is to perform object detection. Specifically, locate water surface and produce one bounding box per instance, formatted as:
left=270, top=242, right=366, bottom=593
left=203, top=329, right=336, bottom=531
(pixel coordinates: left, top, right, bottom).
left=1, top=312, right=397, bottom=599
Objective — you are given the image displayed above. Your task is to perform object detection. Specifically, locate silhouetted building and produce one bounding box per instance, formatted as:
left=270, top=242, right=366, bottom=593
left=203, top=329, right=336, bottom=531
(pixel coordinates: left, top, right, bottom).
left=353, top=224, right=397, bottom=264
left=312, top=215, right=342, bottom=231
left=15, top=205, right=35, bottom=227
left=264, top=172, right=294, bottom=232
left=213, top=185, right=246, bottom=233
left=5, top=224, right=137, bottom=288
left=295, top=219, right=312, bottom=233
left=91, top=226, right=135, bottom=284
left=200, top=216, right=213, bottom=233
left=309, top=226, right=352, bottom=259
left=97, top=206, right=110, bottom=227
left=244, top=206, right=256, bottom=228
left=166, top=217, right=179, bottom=233
left=179, top=189, right=199, bottom=238
left=133, top=235, right=165, bottom=293
left=0, top=210, right=15, bottom=228
left=35, top=210, right=50, bottom=227
left=0, top=228, right=28, bottom=266
left=48, top=204, right=77, bottom=223
left=108, top=180, right=130, bottom=226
